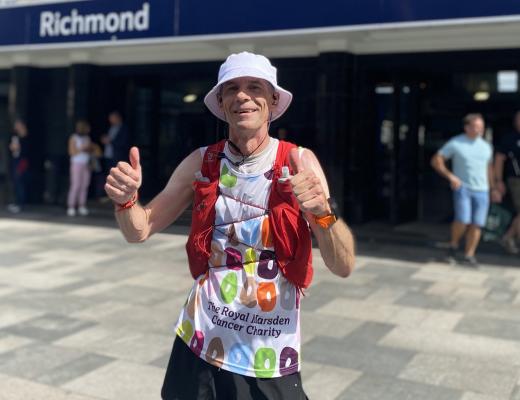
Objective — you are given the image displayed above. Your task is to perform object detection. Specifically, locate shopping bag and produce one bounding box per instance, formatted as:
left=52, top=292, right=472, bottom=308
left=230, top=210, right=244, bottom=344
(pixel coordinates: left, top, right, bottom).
left=482, top=203, right=513, bottom=242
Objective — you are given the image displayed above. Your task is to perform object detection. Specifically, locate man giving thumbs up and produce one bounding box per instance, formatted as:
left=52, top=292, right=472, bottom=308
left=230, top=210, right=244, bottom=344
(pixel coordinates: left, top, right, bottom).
left=105, top=52, right=355, bottom=400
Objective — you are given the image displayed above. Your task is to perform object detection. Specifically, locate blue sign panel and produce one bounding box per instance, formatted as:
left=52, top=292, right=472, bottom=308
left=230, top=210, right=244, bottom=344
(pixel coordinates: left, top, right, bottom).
left=1, top=0, right=520, bottom=46
left=0, top=0, right=175, bottom=46
left=179, top=0, right=520, bottom=36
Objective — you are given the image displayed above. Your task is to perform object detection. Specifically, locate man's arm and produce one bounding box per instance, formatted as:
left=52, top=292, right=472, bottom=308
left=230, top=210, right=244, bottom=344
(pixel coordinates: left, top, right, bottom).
left=431, top=153, right=461, bottom=190
left=290, top=148, right=355, bottom=278
left=105, top=147, right=202, bottom=242
left=494, top=152, right=507, bottom=195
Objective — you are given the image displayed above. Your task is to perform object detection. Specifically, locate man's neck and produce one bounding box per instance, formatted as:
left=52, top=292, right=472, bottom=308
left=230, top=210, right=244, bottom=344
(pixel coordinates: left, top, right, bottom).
left=228, top=128, right=271, bottom=156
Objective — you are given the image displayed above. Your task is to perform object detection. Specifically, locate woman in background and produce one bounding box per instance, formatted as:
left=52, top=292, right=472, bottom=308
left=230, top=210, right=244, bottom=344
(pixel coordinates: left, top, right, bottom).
left=67, top=120, right=92, bottom=217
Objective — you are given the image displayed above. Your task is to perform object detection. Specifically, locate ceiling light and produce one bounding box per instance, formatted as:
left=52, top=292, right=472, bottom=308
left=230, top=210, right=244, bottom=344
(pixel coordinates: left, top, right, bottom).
left=474, top=91, right=489, bottom=101
left=183, top=94, right=197, bottom=103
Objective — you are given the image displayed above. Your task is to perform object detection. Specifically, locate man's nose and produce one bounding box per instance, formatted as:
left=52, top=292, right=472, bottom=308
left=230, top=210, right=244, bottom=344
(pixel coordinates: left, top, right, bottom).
left=236, top=89, right=251, bottom=101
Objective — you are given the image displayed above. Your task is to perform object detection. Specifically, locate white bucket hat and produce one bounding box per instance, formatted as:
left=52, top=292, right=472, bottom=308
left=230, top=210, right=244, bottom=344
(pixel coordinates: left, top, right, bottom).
left=204, top=52, right=293, bottom=122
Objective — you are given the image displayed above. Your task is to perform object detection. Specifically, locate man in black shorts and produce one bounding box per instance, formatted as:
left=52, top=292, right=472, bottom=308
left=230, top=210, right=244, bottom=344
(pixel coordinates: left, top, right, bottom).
left=105, top=52, right=356, bottom=399
left=494, top=110, right=520, bottom=254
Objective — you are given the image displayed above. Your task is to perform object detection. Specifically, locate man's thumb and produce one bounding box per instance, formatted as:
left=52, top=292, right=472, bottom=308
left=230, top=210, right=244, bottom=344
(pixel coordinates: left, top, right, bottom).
left=289, top=147, right=304, bottom=173
left=129, top=146, right=140, bottom=171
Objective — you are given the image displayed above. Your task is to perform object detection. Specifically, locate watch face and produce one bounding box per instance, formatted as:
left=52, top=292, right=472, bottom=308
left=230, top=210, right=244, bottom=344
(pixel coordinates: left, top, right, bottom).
left=327, top=197, right=339, bottom=218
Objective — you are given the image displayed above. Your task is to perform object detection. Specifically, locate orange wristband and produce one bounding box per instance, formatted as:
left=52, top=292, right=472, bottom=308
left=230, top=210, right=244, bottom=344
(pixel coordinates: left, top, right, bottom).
left=116, top=193, right=138, bottom=212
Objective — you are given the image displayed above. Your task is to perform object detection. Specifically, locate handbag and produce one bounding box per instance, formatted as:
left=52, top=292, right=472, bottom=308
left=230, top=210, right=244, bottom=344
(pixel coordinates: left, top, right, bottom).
left=482, top=203, right=513, bottom=242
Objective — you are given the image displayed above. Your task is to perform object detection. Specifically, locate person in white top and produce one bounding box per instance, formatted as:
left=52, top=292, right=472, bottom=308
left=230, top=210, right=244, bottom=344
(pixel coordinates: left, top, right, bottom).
left=67, top=120, right=92, bottom=217
left=104, top=52, right=356, bottom=400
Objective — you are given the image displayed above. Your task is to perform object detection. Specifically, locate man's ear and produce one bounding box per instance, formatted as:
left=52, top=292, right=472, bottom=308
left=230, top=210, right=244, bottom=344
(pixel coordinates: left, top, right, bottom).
left=272, top=92, right=279, bottom=106
left=217, top=94, right=223, bottom=109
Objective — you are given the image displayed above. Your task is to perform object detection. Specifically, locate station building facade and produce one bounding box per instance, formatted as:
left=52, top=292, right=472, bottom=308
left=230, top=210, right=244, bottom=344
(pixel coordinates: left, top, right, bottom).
left=1, top=0, right=520, bottom=224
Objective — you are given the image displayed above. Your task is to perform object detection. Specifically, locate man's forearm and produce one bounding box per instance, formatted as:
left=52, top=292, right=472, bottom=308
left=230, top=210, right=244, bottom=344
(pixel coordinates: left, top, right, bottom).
left=311, top=219, right=355, bottom=278
left=114, top=203, right=151, bottom=243
left=432, top=160, right=453, bottom=181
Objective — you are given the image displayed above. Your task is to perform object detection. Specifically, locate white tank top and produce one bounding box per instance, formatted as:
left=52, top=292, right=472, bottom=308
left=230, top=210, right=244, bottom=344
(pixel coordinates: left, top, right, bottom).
left=70, top=134, right=90, bottom=165
left=175, top=138, right=301, bottom=378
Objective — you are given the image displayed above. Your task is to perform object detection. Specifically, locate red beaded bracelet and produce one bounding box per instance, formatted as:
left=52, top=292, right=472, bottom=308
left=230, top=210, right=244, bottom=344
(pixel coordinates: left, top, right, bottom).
left=116, top=193, right=138, bottom=212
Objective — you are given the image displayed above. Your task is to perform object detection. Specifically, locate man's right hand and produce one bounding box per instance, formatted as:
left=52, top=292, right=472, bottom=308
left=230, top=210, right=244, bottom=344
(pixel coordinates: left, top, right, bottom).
left=496, top=180, right=507, bottom=196
left=449, top=175, right=462, bottom=190
left=105, top=146, right=142, bottom=204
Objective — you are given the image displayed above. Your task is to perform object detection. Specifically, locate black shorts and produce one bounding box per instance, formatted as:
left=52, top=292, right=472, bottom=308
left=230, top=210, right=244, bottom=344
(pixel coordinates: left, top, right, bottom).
left=161, top=336, right=309, bottom=400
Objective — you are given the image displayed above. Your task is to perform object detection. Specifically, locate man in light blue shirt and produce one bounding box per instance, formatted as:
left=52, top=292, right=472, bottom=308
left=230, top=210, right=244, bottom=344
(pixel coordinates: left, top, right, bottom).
left=431, top=113, right=494, bottom=266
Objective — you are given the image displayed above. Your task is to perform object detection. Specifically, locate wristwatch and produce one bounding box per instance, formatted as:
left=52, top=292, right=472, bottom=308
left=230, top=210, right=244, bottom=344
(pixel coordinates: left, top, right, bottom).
left=314, top=197, right=339, bottom=229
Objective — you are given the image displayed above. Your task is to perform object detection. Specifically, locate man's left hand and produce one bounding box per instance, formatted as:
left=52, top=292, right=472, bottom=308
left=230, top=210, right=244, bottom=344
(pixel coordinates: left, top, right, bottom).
left=289, top=148, right=330, bottom=216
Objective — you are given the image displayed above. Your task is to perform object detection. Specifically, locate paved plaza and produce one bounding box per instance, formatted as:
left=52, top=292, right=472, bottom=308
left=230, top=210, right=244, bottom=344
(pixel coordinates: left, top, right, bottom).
left=1, top=216, right=520, bottom=399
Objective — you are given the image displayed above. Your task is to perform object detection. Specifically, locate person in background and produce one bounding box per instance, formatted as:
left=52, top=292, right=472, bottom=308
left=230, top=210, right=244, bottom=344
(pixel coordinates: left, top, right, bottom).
left=7, top=119, right=29, bottom=214
left=431, top=113, right=495, bottom=267
left=67, top=120, right=92, bottom=217
left=101, top=111, right=129, bottom=171
left=493, top=110, right=520, bottom=254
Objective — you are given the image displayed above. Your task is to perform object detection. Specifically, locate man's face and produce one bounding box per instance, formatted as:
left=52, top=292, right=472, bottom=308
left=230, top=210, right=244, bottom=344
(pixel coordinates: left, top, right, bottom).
left=109, top=113, right=120, bottom=125
left=464, top=118, right=484, bottom=139
left=14, top=121, right=26, bottom=136
left=219, top=77, right=276, bottom=133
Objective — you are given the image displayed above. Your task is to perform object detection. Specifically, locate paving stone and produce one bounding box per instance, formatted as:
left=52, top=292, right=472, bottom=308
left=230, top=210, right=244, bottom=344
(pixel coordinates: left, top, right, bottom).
left=1, top=290, right=97, bottom=314
left=303, top=335, right=415, bottom=376
left=56, top=326, right=173, bottom=364
left=486, top=288, right=517, bottom=304
left=400, top=353, right=519, bottom=398
left=460, top=392, right=509, bottom=400
left=454, top=287, right=490, bottom=300
left=52, top=279, right=101, bottom=294
left=83, top=284, right=173, bottom=306
left=0, top=305, right=45, bottom=329
left=365, top=286, right=407, bottom=303
left=362, top=262, right=417, bottom=277
left=337, top=374, right=462, bottom=400
left=300, top=291, right=336, bottom=311
left=63, top=360, right=164, bottom=400
left=395, top=292, right=458, bottom=310
left=0, top=251, right=37, bottom=267
left=309, top=281, right=377, bottom=300
left=419, top=310, right=464, bottom=331
left=318, top=298, right=430, bottom=327
left=148, top=352, right=171, bottom=369
left=344, top=321, right=396, bottom=343
left=0, top=343, right=85, bottom=379
left=380, top=327, right=520, bottom=366
left=0, top=372, right=99, bottom=400
left=302, top=362, right=361, bottom=400
left=0, top=268, right=81, bottom=290
left=3, top=313, right=96, bottom=342
left=0, top=333, right=33, bottom=355
left=454, top=315, right=520, bottom=343
left=36, top=353, right=114, bottom=386
left=301, top=311, right=363, bottom=340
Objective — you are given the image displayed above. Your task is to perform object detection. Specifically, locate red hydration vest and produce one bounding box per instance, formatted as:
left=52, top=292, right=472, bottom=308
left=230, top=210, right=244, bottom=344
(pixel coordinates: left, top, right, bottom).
left=185, top=139, right=314, bottom=290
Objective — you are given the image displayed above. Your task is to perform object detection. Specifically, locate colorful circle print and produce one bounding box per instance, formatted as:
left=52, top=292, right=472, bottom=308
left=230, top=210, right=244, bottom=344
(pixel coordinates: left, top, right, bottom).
left=254, top=347, right=276, bottom=378
left=228, top=343, right=253, bottom=374
left=190, top=330, right=205, bottom=357
left=220, top=272, right=238, bottom=304
left=279, top=346, right=298, bottom=375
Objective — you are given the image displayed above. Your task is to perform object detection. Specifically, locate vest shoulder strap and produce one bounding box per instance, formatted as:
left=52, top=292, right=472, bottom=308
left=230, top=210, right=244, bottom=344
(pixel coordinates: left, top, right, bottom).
left=201, top=140, right=226, bottom=181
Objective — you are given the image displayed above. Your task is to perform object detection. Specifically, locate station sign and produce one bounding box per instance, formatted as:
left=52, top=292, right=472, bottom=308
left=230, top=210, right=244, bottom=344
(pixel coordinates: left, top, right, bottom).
left=1, top=0, right=520, bottom=47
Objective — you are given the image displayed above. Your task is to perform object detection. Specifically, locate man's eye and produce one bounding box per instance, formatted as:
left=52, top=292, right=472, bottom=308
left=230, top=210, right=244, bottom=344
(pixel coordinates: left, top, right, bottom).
left=224, top=86, right=237, bottom=93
